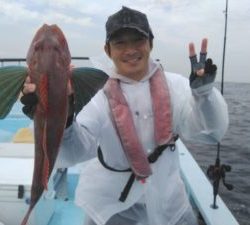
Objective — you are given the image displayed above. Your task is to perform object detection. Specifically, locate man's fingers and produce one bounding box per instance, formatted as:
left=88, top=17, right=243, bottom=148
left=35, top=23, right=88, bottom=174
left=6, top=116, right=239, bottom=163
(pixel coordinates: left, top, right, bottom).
left=22, top=76, right=36, bottom=94
left=67, top=80, right=74, bottom=95
left=189, top=38, right=207, bottom=56
left=23, top=83, right=36, bottom=94
left=200, top=38, right=208, bottom=53
left=189, top=42, right=198, bottom=67
left=189, top=42, right=196, bottom=57
left=205, top=58, right=217, bottom=74
left=25, top=76, right=31, bottom=83
left=199, top=38, right=208, bottom=64
left=20, top=93, right=38, bottom=105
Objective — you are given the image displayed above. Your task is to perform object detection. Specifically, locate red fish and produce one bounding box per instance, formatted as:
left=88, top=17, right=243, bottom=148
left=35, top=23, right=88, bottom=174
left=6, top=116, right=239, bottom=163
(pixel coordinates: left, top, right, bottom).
left=0, top=24, right=108, bottom=224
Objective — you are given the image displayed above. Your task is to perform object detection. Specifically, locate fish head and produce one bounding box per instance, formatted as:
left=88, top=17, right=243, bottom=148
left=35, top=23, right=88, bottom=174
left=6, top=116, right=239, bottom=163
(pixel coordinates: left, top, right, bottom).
left=26, top=24, right=71, bottom=81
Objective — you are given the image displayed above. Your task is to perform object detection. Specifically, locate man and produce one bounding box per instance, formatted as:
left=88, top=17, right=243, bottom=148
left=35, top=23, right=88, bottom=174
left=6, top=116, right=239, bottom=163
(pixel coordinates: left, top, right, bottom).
left=22, top=6, right=228, bottom=225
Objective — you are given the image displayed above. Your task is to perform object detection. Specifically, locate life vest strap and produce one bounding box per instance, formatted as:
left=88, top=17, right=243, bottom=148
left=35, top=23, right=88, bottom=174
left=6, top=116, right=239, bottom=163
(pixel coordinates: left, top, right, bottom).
left=97, top=135, right=179, bottom=202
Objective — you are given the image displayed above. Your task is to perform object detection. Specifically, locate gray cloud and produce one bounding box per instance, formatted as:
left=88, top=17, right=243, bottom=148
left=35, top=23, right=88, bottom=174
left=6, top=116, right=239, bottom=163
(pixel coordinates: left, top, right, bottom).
left=0, top=0, right=249, bottom=82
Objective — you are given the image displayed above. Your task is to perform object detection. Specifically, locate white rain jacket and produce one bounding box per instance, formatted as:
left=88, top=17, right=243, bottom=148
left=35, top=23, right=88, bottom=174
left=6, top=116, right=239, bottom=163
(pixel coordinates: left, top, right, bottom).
left=56, top=59, right=229, bottom=225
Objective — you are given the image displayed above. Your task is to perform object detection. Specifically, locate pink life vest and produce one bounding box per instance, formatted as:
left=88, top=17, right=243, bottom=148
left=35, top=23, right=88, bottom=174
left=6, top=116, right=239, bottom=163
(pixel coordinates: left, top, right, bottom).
left=103, top=68, right=174, bottom=179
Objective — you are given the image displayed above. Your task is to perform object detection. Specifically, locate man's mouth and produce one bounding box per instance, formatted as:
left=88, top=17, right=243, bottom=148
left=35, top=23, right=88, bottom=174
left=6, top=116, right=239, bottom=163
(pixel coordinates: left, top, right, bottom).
left=123, top=56, right=142, bottom=64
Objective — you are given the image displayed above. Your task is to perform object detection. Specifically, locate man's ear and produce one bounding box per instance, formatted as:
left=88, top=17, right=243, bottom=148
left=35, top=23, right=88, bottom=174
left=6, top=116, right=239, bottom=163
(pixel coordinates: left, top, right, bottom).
left=104, top=44, right=111, bottom=57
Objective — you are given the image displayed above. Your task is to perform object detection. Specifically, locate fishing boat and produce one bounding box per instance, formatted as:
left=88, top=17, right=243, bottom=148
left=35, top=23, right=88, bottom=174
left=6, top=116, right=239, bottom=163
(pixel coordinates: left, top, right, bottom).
left=0, top=2, right=238, bottom=219
left=0, top=98, right=239, bottom=225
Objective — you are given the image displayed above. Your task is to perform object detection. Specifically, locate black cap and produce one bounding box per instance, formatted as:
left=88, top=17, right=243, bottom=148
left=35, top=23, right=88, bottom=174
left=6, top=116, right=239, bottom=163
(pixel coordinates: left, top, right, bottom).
left=105, top=6, right=154, bottom=43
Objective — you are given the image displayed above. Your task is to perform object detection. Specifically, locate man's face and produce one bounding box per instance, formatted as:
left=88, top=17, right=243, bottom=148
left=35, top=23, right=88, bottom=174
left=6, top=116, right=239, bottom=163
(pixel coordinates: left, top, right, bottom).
left=105, top=29, right=152, bottom=81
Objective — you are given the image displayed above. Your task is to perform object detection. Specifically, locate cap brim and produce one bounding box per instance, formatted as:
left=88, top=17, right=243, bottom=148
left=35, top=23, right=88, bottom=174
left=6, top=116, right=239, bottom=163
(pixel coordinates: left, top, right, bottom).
left=106, top=26, right=149, bottom=43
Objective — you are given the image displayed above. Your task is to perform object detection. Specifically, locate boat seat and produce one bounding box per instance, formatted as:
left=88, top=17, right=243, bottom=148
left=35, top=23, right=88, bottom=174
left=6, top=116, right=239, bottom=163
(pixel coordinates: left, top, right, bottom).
left=12, top=127, right=34, bottom=143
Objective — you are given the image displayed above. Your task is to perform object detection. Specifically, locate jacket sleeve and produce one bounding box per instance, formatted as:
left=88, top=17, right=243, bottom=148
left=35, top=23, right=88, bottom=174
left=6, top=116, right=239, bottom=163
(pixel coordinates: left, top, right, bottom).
left=55, top=91, right=105, bottom=168
left=167, top=72, right=229, bottom=144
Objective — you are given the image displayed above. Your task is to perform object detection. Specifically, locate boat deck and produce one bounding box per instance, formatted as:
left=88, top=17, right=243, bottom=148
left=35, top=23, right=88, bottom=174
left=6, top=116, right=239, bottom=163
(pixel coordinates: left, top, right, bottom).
left=0, top=141, right=240, bottom=225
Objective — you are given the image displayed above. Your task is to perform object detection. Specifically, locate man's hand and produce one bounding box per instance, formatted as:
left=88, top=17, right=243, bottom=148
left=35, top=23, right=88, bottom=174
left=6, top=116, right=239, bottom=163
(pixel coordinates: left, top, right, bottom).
left=20, top=76, right=38, bottom=119
left=189, top=38, right=217, bottom=89
left=22, top=76, right=36, bottom=94
left=21, top=76, right=74, bottom=127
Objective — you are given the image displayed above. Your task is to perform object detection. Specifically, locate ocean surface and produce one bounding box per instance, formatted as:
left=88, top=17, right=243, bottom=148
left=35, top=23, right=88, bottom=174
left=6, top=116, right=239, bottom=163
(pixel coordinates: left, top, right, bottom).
left=186, top=82, right=250, bottom=225
left=0, top=82, right=249, bottom=224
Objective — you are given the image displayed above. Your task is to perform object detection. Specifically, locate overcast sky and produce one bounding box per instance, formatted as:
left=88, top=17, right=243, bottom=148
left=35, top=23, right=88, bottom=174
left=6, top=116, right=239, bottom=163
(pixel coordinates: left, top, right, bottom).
left=0, top=0, right=249, bottom=83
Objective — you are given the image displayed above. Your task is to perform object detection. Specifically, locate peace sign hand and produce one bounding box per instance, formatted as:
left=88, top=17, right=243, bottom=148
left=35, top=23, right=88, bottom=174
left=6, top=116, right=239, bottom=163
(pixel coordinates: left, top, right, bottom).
left=189, top=38, right=217, bottom=89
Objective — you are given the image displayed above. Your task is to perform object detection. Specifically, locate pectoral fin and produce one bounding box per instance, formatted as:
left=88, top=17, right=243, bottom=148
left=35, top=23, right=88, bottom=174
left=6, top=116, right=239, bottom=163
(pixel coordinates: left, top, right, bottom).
left=71, top=67, right=108, bottom=114
left=0, top=66, right=28, bottom=119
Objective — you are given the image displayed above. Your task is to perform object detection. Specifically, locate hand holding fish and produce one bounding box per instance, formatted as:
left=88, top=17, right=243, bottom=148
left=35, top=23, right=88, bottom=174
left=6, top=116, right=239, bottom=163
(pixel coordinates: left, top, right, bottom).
left=22, top=75, right=73, bottom=95
left=21, top=76, right=74, bottom=120
left=188, top=38, right=217, bottom=89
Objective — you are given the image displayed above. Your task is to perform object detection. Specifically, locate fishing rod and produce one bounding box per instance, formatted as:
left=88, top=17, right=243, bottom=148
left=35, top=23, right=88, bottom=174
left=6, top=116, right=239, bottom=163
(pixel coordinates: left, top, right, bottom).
left=207, top=0, right=233, bottom=209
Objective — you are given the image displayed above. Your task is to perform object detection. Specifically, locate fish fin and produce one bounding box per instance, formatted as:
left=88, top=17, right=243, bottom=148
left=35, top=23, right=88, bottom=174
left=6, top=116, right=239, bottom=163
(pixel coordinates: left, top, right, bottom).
left=0, top=66, right=28, bottom=119
left=71, top=67, right=108, bottom=114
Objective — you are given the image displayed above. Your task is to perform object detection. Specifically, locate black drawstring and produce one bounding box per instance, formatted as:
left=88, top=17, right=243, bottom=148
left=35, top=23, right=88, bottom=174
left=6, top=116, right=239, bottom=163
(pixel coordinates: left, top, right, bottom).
left=119, top=173, right=136, bottom=202
left=97, top=147, right=131, bottom=172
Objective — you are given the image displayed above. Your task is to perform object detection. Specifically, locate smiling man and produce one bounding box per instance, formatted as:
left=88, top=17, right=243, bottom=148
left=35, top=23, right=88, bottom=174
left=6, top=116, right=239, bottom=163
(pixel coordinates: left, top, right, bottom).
left=21, top=6, right=229, bottom=225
